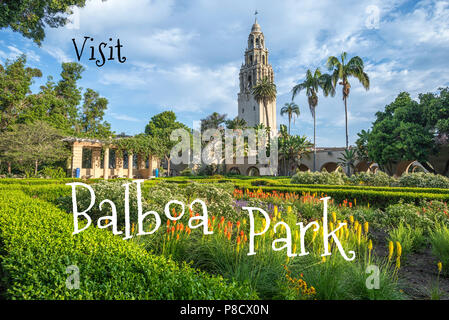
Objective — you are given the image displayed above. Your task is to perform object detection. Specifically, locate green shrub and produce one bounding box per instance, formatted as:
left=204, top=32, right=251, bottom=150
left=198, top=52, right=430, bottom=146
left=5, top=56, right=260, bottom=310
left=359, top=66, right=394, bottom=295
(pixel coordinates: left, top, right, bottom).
left=57, top=180, right=150, bottom=228
left=395, top=173, right=449, bottom=189
left=40, top=166, right=67, bottom=179
left=387, top=223, right=426, bottom=259
left=0, top=191, right=257, bottom=299
left=180, top=167, right=194, bottom=176
left=291, top=171, right=347, bottom=185
left=430, top=224, right=449, bottom=275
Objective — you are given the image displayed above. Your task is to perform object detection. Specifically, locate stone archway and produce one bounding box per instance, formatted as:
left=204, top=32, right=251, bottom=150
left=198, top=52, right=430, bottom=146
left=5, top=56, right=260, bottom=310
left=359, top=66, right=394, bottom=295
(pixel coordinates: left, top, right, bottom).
left=320, top=162, right=340, bottom=172
left=228, top=167, right=241, bottom=175
left=247, top=166, right=260, bottom=176
left=355, top=161, right=370, bottom=173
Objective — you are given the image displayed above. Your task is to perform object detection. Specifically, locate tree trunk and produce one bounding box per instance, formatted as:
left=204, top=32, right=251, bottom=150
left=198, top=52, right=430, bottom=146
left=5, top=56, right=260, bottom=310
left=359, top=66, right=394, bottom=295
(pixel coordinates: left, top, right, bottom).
left=443, top=159, right=449, bottom=176
left=166, top=155, right=170, bottom=177
left=313, top=111, right=316, bottom=172
left=7, top=162, right=11, bottom=174
left=288, top=115, right=291, bottom=135
left=344, top=96, right=350, bottom=175
left=34, top=160, right=39, bottom=176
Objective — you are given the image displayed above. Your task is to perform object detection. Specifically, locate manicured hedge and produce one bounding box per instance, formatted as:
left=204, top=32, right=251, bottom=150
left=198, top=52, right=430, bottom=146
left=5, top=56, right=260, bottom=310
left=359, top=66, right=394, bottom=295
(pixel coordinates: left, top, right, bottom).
left=0, top=190, right=257, bottom=300
left=243, top=182, right=449, bottom=195
left=237, top=185, right=449, bottom=207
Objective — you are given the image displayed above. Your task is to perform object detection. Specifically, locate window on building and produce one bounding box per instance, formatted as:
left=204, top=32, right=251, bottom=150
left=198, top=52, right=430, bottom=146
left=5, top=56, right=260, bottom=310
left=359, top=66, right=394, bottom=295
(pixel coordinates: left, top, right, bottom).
left=145, top=155, right=150, bottom=169
left=82, top=148, right=92, bottom=169
left=253, top=106, right=256, bottom=111
left=109, top=149, right=116, bottom=169
left=100, top=149, right=104, bottom=169
left=123, top=151, right=129, bottom=169
left=133, top=154, right=138, bottom=169
left=242, top=108, right=244, bottom=114
left=262, top=55, right=265, bottom=65
left=249, top=55, right=253, bottom=64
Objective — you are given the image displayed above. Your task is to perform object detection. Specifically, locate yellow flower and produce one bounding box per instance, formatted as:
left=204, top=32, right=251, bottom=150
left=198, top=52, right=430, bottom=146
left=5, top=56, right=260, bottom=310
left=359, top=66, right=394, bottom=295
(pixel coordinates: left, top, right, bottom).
left=274, top=205, right=278, bottom=218
left=322, top=256, right=326, bottom=263
left=349, top=215, right=354, bottom=224
left=368, top=239, right=373, bottom=251
left=287, top=206, right=292, bottom=214
left=396, top=242, right=402, bottom=258
left=438, top=261, right=443, bottom=273
left=396, top=256, right=401, bottom=269
left=364, top=221, right=369, bottom=234
left=332, top=211, right=337, bottom=223
left=388, top=241, right=394, bottom=261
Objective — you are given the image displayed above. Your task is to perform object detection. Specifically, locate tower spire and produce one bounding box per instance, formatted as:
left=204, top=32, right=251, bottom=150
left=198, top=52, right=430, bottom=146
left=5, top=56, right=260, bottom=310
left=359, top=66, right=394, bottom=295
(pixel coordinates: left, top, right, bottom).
left=254, top=9, right=258, bottom=23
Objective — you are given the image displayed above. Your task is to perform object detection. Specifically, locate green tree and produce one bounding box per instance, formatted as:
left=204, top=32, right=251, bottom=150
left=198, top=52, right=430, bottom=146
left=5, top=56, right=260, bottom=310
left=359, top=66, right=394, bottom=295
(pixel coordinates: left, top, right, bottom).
left=0, top=0, right=88, bottom=45
left=54, top=62, right=85, bottom=131
left=0, top=55, right=42, bottom=132
left=201, top=112, right=227, bottom=132
left=367, top=92, right=435, bottom=175
left=145, top=111, right=189, bottom=176
left=280, top=102, right=300, bottom=135
left=355, top=129, right=371, bottom=162
left=0, top=120, right=69, bottom=176
left=291, top=68, right=334, bottom=171
left=252, top=76, right=276, bottom=132
left=225, top=117, right=247, bottom=130
left=278, top=124, right=313, bottom=176
left=80, top=88, right=111, bottom=138
left=326, top=52, right=370, bottom=150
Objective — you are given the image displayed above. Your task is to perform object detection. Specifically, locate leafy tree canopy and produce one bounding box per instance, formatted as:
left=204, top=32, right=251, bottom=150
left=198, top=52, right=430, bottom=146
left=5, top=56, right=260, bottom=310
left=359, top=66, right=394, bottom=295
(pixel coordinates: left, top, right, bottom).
left=0, top=0, right=88, bottom=45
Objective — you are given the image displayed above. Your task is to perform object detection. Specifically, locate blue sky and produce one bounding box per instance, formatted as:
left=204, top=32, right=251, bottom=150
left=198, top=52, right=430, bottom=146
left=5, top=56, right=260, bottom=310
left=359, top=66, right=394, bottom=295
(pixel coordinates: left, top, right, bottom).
left=1, top=0, right=448, bottom=147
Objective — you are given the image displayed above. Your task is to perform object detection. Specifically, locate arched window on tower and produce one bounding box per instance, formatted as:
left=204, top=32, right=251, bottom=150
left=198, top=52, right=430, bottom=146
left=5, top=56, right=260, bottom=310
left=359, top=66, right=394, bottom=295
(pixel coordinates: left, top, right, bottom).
left=256, top=38, right=259, bottom=47
left=262, top=55, right=265, bottom=65
left=248, top=75, right=252, bottom=88
left=249, top=55, right=253, bottom=64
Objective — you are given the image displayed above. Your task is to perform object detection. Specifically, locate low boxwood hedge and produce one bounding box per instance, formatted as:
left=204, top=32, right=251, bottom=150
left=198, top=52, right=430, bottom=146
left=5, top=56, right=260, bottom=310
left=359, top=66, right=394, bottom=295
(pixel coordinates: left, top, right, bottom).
left=237, top=185, right=449, bottom=207
left=0, top=190, right=257, bottom=300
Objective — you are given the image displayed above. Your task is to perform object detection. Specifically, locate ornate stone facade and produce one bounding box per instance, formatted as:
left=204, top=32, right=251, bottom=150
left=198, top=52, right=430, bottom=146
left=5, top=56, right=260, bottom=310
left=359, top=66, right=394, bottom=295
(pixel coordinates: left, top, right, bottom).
left=237, top=18, right=276, bottom=131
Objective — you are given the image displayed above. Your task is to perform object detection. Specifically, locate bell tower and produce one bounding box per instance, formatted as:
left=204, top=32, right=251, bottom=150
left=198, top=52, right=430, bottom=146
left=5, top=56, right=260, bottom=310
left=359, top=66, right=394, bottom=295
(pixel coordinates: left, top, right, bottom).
left=237, top=14, right=276, bottom=131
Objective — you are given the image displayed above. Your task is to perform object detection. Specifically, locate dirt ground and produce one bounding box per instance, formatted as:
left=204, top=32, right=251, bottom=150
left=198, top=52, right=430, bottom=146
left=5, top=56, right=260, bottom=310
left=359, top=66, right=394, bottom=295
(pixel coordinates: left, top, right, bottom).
left=370, top=228, right=449, bottom=300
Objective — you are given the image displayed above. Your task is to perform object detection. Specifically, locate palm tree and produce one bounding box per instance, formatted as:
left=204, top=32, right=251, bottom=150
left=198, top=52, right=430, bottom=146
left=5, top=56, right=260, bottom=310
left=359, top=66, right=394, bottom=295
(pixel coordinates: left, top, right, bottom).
left=225, top=117, right=247, bottom=130
left=200, top=112, right=227, bottom=132
left=326, top=52, right=370, bottom=150
left=279, top=124, right=314, bottom=176
left=337, top=148, right=357, bottom=176
left=280, top=102, right=300, bottom=135
left=291, top=68, right=335, bottom=172
left=252, top=76, right=277, bottom=133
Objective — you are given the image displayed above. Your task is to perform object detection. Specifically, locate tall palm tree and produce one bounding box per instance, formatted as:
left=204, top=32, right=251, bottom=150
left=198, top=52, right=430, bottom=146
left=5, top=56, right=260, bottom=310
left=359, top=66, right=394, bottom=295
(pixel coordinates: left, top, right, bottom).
left=291, top=68, right=335, bottom=171
left=280, top=102, right=300, bottom=135
left=252, top=76, right=277, bottom=133
left=326, top=52, right=370, bottom=149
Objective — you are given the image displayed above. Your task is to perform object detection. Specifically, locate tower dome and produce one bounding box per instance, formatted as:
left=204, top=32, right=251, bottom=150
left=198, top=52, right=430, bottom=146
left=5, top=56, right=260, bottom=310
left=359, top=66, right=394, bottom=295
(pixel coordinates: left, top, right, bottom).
left=251, top=20, right=261, bottom=33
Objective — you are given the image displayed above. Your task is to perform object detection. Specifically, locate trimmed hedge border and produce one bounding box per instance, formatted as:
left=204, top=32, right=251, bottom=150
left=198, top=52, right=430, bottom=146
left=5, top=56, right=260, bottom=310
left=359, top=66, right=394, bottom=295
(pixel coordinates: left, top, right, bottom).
left=237, top=185, right=449, bottom=207
left=0, top=190, right=257, bottom=300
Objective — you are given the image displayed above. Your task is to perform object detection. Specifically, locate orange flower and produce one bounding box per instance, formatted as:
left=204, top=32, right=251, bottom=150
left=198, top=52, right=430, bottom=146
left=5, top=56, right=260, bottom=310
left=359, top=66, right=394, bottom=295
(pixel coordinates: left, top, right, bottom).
left=236, top=236, right=241, bottom=245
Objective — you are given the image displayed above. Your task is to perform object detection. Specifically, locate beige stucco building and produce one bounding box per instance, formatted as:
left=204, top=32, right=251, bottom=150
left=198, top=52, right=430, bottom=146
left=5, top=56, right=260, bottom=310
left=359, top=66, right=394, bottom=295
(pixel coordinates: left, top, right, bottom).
left=65, top=137, right=159, bottom=179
